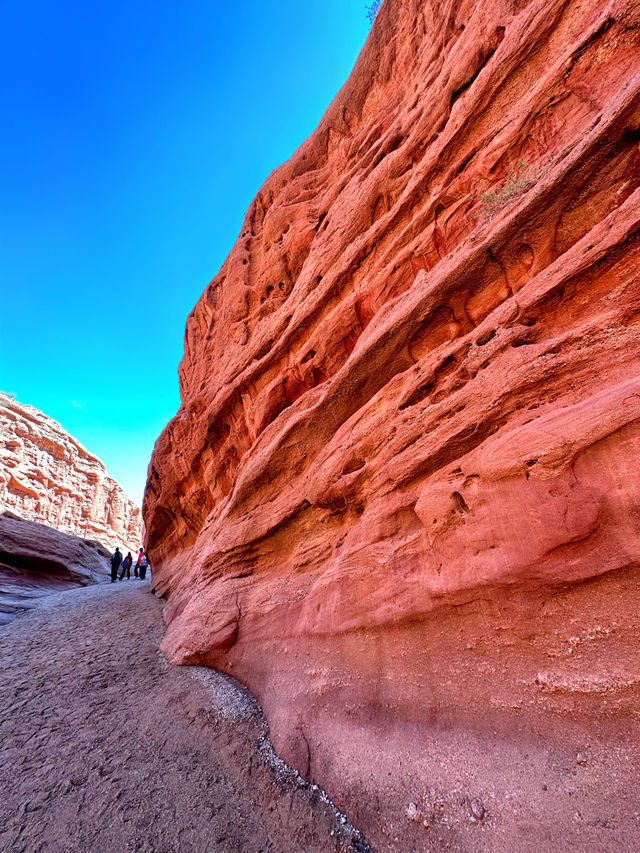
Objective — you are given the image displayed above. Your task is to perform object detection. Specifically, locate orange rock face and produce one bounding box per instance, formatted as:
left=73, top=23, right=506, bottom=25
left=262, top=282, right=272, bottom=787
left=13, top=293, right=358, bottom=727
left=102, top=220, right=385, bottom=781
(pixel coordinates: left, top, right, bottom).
left=0, top=394, right=141, bottom=552
left=145, top=0, right=640, bottom=847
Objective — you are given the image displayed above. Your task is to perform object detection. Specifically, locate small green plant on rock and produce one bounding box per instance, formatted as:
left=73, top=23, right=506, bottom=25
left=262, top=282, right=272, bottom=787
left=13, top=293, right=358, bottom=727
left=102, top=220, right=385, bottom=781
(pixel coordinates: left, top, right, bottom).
left=479, top=159, right=536, bottom=217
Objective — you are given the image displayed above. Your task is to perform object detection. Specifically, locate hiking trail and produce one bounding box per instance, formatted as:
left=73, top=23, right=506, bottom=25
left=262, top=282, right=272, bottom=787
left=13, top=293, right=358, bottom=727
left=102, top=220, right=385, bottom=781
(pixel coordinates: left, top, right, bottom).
left=0, top=581, right=368, bottom=853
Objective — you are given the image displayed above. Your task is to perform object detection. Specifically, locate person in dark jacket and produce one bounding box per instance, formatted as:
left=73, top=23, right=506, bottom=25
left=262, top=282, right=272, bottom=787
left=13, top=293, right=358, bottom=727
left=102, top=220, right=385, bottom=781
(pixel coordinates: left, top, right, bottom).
left=110, top=548, right=122, bottom=583
left=119, top=551, right=133, bottom=581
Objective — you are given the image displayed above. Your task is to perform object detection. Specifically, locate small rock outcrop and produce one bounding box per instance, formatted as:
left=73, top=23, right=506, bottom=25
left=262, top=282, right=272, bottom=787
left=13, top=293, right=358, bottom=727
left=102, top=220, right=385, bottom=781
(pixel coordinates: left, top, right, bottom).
left=0, top=511, right=110, bottom=623
left=0, top=393, right=141, bottom=551
left=144, top=0, right=640, bottom=848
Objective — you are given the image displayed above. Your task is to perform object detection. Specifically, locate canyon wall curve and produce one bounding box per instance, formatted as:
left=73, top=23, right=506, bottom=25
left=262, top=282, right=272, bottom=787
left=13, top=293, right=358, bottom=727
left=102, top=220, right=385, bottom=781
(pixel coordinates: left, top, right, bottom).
left=145, top=0, right=640, bottom=847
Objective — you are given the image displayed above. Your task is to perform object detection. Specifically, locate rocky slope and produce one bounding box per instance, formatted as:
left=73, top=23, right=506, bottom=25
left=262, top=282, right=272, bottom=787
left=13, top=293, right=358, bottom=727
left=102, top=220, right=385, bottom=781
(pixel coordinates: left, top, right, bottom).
left=144, top=0, right=640, bottom=848
left=0, top=393, right=141, bottom=551
left=0, top=511, right=110, bottom=624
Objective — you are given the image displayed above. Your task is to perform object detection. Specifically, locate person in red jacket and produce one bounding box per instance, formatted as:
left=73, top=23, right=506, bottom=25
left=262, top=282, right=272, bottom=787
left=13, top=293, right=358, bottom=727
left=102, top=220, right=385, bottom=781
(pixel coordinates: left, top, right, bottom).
left=135, top=548, right=144, bottom=578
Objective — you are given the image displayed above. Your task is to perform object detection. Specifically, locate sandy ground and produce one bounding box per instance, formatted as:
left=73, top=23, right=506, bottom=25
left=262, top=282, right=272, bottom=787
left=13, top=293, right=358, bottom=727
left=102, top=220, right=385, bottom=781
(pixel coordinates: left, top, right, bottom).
left=0, top=581, right=369, bottom=853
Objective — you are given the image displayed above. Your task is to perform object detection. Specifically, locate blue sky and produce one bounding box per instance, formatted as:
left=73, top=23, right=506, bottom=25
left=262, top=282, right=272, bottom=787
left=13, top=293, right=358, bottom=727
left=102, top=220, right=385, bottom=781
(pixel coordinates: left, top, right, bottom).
left=0, top=1, right=372, bottom=503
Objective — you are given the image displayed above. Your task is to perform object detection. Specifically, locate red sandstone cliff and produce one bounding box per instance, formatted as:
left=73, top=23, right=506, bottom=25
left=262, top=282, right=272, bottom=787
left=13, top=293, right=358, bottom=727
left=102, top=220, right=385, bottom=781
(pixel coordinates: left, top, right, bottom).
left=145, top=0, right=640, bottom=848
left=0, top=393, right=141, bottom=552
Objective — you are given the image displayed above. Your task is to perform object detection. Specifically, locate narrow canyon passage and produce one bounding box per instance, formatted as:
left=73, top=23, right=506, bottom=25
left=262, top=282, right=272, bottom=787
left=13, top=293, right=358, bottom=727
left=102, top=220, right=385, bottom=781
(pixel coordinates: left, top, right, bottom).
left=0, top=583, right=367, bottom=853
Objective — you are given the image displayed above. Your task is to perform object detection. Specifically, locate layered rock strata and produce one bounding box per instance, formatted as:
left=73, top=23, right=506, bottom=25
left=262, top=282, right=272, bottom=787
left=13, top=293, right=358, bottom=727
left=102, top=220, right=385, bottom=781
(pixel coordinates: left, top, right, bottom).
left=0, top=511, right=110, bottom=624
left=145, top=0, right=640, bottom=848
left=0, top=393, right=141, bottom=552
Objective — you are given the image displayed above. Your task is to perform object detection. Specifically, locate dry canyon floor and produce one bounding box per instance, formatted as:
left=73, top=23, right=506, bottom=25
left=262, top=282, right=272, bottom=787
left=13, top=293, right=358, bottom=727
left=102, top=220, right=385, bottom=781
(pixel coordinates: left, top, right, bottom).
left=0, top=582, right=367, bottom=853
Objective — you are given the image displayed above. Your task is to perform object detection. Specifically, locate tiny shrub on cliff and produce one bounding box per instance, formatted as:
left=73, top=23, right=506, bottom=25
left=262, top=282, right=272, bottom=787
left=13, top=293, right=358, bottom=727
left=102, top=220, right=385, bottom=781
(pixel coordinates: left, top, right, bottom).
left=479, top=159, right=536, bottom=217
left=366, top=0, right=382, bottom=26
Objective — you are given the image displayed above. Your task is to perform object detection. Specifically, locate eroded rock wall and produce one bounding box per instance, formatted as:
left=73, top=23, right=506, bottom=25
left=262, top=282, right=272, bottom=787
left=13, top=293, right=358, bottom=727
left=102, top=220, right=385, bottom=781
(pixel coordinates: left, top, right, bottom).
left=0, top=394, right=141, bottom=551
left=145, top=0, right=640, bottom=847
left=0, top=511, right=110, bottom=624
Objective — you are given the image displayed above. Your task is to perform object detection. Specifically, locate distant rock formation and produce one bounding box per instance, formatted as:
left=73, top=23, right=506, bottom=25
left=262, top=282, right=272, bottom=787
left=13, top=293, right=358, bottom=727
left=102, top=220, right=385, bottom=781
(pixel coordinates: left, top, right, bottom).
left=0, top=393, right=141, bottom=552
left=0, top=511, right=110, bottom=624
left=144, top=0, right=640, bottom=848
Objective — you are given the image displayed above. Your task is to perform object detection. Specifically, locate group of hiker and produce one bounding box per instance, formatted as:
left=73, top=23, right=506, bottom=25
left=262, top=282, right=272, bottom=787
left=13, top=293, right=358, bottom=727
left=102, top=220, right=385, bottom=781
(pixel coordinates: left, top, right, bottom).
left=110, top=547, right=150, bottom=583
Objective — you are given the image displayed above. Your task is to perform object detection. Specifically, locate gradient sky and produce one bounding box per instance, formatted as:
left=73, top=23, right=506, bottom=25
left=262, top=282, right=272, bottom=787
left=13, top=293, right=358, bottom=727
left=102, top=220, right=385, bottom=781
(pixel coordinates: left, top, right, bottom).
left=0, top=1, right=373, bottom=503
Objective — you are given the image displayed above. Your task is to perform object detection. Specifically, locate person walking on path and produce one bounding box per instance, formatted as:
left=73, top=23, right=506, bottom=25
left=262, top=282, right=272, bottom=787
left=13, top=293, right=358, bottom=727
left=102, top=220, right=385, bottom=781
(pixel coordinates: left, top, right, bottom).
left=135, top=548, right=144, bottom=578
left=110, top=548, right=122, bottom=583
left=139, top=551, right=149, bottom=581
left=119, top=551, right=133, bottom=581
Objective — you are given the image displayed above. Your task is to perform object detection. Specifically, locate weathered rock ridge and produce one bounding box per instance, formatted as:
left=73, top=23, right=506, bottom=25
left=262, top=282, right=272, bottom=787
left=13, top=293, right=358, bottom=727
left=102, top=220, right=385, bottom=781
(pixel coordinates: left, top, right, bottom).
left=0, top=393, right=141, bottom=552
left=145, top=0, right=640, bottom=848
left=0, top=511, right=110, bottom=624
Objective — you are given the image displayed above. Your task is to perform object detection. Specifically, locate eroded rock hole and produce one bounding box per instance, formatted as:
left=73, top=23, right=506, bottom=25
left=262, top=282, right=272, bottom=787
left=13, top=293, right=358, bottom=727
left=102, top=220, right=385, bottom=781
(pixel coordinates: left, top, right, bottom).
left=511, top=336, right=532, bottom=348
left=452, top=491, right=470, bottom=514
left=476, top=329, right=496, bottom=346
left=398, top=382, right=434, bottom=411
left=622, top=126, right=640, bottom=143
left=342, top=458, right=366, bottom=476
